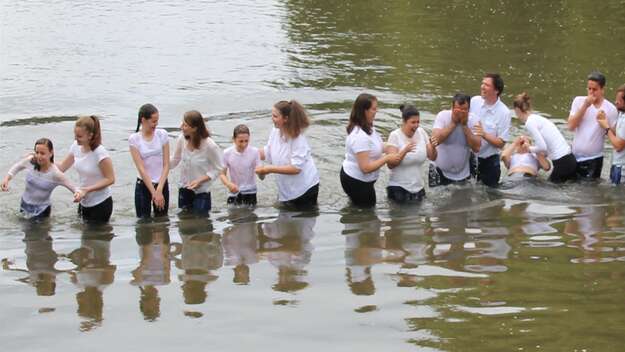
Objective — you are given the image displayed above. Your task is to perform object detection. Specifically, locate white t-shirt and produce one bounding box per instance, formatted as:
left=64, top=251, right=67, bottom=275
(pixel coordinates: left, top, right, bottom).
left=223, top=145, right=261, bottom=195
left=432, top=110, right=480, bottom=180
left=264, top=128, right=320, bottom=202
left=612, top=112, right=625, bottom=166
left=129, top=128, right=169, bottom=183
left=8, top=156, right=75, bottom=215
left=70, top=141, right=112, bottom=207
left=342, top=126, right=384, bottom=182
left=386, top=127, right=429, bottom=193
left=470, top=96, right=511, bottom=158
left=569, top=96, right=618, bottom=161
left=509, top=152, right=539, bottom=174
left=525, top=113, right=570, bottom=161
left=170, top=134, right=224, bottom=194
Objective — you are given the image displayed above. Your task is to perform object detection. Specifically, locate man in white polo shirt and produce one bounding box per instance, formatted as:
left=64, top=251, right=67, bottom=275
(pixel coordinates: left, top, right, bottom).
left=470, top=73, right=511, bottom=187
left=568, top=71, right=618, bottom=179
left=429, top=93, right=481, bottom=187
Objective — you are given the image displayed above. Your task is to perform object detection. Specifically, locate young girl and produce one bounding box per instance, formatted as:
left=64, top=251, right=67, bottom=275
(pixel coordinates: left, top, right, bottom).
left=341, top=93, right=399, bottom=207
left=129, top=103, right=170, bottom=218
left=170, top=110, right=224, bottom=215
left=501, top=136, right=551, bottom=178
left=385, top=105, right=437, bottom=203
left=220, top=124, right=261, bottom=206
left=1, top=138, right=76, bottom=219
left=255, top=100, right=320, bottom=209
left=58, top=115, right=116, bottom=223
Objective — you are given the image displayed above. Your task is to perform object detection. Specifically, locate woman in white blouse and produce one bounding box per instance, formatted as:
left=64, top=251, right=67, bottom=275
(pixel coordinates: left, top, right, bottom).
left=170, top=110, right=224, bottom=216
left=58, top=115, right=116, bottom=223
left=385, top=104, right=437, bottom=203
left=129, top=103, right=170, bottom=218
left=340, top=93, right=399, bottom=208
left=255, top=100, right=320, bottom=209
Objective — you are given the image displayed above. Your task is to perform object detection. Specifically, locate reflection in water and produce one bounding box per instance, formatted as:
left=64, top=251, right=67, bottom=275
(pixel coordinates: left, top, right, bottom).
left=131, top=222, right=178, bottom=321
left=260, top=211, right=316, bottom=294
left=223, top=210, right=260, bottom=285
left=177, top=217, right=223, bottom=305
left=68, top=224, right=116, bottom=332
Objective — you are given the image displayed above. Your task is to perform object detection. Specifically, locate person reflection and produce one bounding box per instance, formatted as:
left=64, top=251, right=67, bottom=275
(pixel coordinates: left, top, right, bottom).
left=176, top=216, right=222, bottom=305
left=67, top=224, right=116, bottom=332
left=341, top=209, right=386, bottom=296
left=223, top=209, right=259, bottom=285
left=259, top=210, right=316, bottom=293
left=565, top=205, right=607, bottom=263
left=2, top=221, right=66, bottom=296
left=131, top=222, right=179, bottom=321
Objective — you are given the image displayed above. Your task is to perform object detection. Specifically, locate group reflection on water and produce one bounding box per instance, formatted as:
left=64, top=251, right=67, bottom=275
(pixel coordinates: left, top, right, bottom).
left=3, top=189, right=625, bottom=328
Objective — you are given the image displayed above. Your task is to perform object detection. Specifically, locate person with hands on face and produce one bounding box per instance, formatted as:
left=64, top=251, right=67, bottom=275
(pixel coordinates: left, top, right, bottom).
left=255, top=100, right=319, bottom=209
left=597, top=84, right=625, bottom=184
left=340, top=93, right=400, bottom=208
left=568, top=71, right=618, bottom=179
left=429, top=93, right=481, bottom=187
left=384, top=104, right=437, bottom=203
left=58, top=115, right=115, bottom=223
left=129, top=104, right=170, bottom=218
left=170, top=110, right=224, bottom=216
left=501, top=136, right=550, bottom=178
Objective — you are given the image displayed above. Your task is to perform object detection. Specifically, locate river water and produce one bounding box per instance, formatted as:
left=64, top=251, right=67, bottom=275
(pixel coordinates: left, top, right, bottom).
left=1, top=1, right=625, bottom=351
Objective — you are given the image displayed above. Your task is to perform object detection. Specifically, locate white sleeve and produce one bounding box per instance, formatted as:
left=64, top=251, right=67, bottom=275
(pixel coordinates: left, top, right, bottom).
left=7, top=155, right=33, bottom=177
left=498, top=108, right=511, bottom=141
left=128, top=133, right=139, bottom=150
left=52, top=165, right=77, bottom=193
left=569, top=97, right=582, bottom=116
left=432, top=112, right=447, bottom=130
left=169, top=135, right=184, bottom=169
left=205, top=139, right=224, bottom=180
left=386, top=130, right=400, bottom=148
left=94, top=146, right=110, bottom=163
left=526, top=118, right=547, bottom=155
left=290, top=136, right=310, bottom=170
left=351, top=130, right=371, bottom=154
left=158, top=129, right=170, bottom=147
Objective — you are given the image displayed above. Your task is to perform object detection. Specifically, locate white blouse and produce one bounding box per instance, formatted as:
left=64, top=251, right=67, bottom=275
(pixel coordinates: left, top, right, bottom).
left=69, top=141, right=112, bottom=207
left=170, top=134, right=224, bottom=194
left=386, top=127, right=429, bottom=193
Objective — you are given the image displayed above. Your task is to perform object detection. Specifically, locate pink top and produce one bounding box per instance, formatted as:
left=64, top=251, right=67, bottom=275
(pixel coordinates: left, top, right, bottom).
left=223, top=145, right=261, bottom=195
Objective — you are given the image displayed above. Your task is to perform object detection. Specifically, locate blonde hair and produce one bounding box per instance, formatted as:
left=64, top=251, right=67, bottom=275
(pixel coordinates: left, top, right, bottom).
left=513, top=92, right=532, bottom=113
left=75, top=115, right=102, bottom=150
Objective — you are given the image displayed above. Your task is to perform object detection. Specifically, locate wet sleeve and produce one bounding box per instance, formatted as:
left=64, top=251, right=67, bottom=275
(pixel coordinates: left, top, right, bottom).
left=169, top=135, right=183, bottom=169
left=290, top=136, right=310, bottom=170
left=386, top=131, right=400, bottom=148
left=526, top=118, right=547, bottom=155
left=7, top=156, right=32, bottom=177
left=53, top=166, right=77, bottom=193
left=351, top=130, right=371, bottom=154
left=498, top=108, right=511, bottom=141
left=205, top=140, right=224, bottom=180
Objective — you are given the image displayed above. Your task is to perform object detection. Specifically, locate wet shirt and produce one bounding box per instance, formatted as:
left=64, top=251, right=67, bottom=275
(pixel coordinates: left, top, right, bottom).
left=509, top=152, right=539, bottom=174
left=223, top=145, right=261, bottom=195
left=569, top=96, right=618, bottom=161
left=432, top=110, right=480, bottom=181
left=386, top=127, right=429, bottom=193
left=170, top=134, right=224, bottom=194
left=612, top=112, right=625, bottom=166
left=525, top=113, right=571, bottom=161
left=342, top=126, right=384, bottom=182
left=128, top=128, right=169, bottom=183
left=69, top=141, right=112, bottom=207
left=470, top=96, right=511, bottom=158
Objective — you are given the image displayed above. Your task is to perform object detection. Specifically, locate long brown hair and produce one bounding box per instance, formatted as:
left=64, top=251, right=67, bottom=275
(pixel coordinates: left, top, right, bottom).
left=183, top=110, right=210, bottom=149
left=136, top=103, right=158, bottom=132
left=347, top=93, right=376, bottom=135
left=274, top=100, right=310, bottom=139
left=75, top=115, right=102, bottom=150
left=31, top=138, right=54, bottom=171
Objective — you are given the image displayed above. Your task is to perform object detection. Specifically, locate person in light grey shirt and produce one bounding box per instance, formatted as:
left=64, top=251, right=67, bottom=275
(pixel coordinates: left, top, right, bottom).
left=597, top=84, right=625, bottom=184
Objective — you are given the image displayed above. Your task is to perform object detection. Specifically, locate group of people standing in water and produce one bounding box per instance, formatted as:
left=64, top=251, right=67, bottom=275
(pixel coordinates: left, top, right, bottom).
left=2, top=71, right=625, bottom=220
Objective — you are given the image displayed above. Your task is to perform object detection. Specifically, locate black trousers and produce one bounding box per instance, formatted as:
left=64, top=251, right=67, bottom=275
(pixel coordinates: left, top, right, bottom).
left=135, top=178, right=169, bottom=218
left=428, top=164, right=470, bottom=187
left=283, top=183, right=319, bottom=209
left=575, top=156, right=603, bottom=180
left=78, top=196, right=113, bottom=223
left=227, top=193, right=258, bottom=206
left=550, top=153, right=577, bottom=183
left=340, top=167, right=376, bottom=208
left=477, top=154, right=501, bottom=187
left=387, top=186, right=425, bottom=204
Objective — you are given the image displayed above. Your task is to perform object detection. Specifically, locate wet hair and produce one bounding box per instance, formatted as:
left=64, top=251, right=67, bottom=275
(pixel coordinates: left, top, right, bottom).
left=399, top=104, right=420, bottom=122
left=513, top=92, right=532, bottom=113
left=136, top=103, right=159, bottom=132
left=233, top=124, right=250, bottom=139
left=452, top=93, right=471, bottom=108
left=183, top=110, right=210, bottom=149
left=274, top=100, right=310, bottom=139
left=347, top=93, right=377, bottom=135
left=587, top=71, right=606, bottom=88
left=75, top=115, right=102, bottom=151
left=31, top=138, right=54, bottom=171
left=485, top=73, right=504, bottom=96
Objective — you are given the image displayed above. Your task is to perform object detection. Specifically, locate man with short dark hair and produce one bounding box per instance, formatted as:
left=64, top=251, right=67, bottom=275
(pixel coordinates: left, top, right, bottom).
left=568, top=71, right=618, bottom=179
left=470, top=73, right=511, bottom=187
left=429, top=93, right=481, bottom=187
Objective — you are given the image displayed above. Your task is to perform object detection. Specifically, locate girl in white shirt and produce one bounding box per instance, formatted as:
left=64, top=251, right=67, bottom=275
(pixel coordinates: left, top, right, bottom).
left=170, top=110, right=224, bottom=216
left=341, top=93, right=399, bottom=208
left=220, top=124, right=261, bottom=206
left=129, top=104, right=170, bottom=218
left=501, top=136, right=550, bottom=178
left=385, top=105, right=437, bottom=203
left=255, top=100, right=320, bottom=209
left=58, top=115, right=116, bottom=223
left=2, top=138, right=76, bottom=219
left=513, top=93, right=577, bottom=183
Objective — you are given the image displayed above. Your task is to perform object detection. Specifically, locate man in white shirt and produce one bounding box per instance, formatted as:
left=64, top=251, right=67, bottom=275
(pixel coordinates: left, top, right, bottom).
left=429, top=93, right=481, bottom=187
left=470, top=73, right=511, bottom=187
left=568, top=71, right=618, bottom=179
left=597, top=84, right=625, bottom=184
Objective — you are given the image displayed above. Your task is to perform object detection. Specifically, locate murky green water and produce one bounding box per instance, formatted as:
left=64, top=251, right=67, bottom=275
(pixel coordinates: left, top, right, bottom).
left=1, top=1, right=625, bottom=351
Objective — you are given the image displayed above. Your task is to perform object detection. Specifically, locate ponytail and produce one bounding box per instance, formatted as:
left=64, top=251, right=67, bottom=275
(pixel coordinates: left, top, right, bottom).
left=137, top=103, right=159, bottom=132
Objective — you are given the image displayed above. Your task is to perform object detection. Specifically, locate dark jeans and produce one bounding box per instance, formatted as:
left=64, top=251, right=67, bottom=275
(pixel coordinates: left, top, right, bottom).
left=340, top=167, right=376, bottom=208
left=575, top=156, right=603, bottom=180
left=134, top=178, right=169, bottom=218
left=550, top=153, right=577, bottom=183
left=227, top=193, right=257, bottom=206
left=477, top=154, right=501, bottom=187
left=283, top=183, right=319, bottom=209
left=387, top=186, right=425, bottom=204
left=78, top=196, right=113, bottom=223
left=428, top=164, right=470, bottom=187
left=179, top=187, right=211, bottom=216
left=610, top=165, right=624, bottom=185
